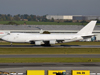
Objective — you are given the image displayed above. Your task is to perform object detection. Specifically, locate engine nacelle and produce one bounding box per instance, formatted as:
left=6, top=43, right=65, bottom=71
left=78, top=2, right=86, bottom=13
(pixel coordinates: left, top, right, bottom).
left=31, top=40, right=56, bottom=45
left=35, top=41, right=43, bottom=45
left=49, top=40, right=56, bottom=44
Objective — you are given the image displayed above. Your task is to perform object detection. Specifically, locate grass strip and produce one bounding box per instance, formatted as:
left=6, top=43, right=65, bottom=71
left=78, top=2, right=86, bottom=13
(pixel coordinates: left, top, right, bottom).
left=0, top=21, right=88, bottom=25
left=0, top=21, right=100, bottom=25
left=0, top=58, right=99, bottom=63
left=59, top=42, right=100, bottom=45
left=0, top=42, right=100, bottom=45
left=0, top=48, right=100, bottom=54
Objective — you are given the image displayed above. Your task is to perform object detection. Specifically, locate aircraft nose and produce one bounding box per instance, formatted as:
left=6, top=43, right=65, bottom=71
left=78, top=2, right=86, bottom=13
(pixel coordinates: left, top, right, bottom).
left=1, top=36, right=8, bottom=40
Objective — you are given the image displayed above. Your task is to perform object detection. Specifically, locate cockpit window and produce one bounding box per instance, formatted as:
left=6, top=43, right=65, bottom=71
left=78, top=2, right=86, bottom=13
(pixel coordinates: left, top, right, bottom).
left=7, top=33, right=10, bottom=35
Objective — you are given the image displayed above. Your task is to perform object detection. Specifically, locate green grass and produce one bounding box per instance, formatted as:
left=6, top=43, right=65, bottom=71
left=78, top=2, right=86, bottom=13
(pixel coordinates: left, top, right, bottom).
left=0, top=42, right=100, bottom=54
left=0, top=58, right=99, bottom=63
left=0, top=42, right=100, bottom=63
left=59, top=41, right=100, bottom=45
left=0, top=21, right=85, bottom=25
left=0, top=21, right=10, bottom=24
left=0, top=48, right=100, bottom=54
left=0, top=21, right=100, bottom=25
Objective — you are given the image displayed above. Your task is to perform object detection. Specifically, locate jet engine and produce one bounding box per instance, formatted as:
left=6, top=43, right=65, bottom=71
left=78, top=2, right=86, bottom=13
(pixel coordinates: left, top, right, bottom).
left=43, top=40, right=56, bottom=45
left=49, top=40, right=56, bottom=44
left=35, top=41, right=43, bottom=45
left=30, top=40, right=56, bottom=45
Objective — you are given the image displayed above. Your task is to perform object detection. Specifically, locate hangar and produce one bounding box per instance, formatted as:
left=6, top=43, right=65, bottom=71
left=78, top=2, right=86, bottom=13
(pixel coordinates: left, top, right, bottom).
left=0, top=25, right=100, bottom=41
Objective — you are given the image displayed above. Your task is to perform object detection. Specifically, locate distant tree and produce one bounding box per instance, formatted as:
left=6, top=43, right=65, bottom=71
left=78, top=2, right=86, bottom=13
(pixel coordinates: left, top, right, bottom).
left=33, top=15, right=37, bottom=21
left=13, top=15, right=20, bottom=21
left=7, top=14, right=11, bottom=17
left=20, top=15, right=24, bottom=20
left=80, top=20, right=87, bottom=25
left=41, top=15, right=48, bottom=22
left=97, top=19, right=100, bottom=23
left=36, top=16, right=41, bottom=21
left=0, top=14, right=56, bottom=22
left=24, top=14, right=29, bottom=19
left=27, top=16, right=32, bottom=21
left=64, top=20, right=72, bottom=22
left=18, top=14, right=21, bottom=17
left=51, top=18, right=54, bottom=22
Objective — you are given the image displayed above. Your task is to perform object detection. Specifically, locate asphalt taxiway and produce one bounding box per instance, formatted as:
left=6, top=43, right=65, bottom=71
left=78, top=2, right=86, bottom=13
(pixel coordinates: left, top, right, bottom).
left=0, top=45, right=100, bottom=48
left=0, top=63, right=100, bottom=67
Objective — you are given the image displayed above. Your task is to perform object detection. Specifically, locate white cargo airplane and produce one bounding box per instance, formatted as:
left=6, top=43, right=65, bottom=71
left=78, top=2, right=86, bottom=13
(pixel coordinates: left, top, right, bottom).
left=1, top=21, right=97, bottom=45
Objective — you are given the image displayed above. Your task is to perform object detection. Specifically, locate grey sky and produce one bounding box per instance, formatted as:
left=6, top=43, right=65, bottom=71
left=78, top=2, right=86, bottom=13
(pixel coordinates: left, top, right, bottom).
left=0, top=0, right=100, bottom=16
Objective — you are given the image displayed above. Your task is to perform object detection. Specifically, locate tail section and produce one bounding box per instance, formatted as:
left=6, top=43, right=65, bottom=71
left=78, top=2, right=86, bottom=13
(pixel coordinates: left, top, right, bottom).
left=77, top=21, right=97, bottom=36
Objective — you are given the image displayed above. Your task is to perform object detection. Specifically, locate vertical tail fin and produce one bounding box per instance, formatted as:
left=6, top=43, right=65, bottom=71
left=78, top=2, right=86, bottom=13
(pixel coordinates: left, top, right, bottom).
left=77, top=21, right=97, bottom=35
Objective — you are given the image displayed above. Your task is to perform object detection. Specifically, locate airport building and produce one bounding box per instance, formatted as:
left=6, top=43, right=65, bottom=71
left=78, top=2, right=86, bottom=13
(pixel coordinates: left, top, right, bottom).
left=46, top=15, right=100, bottom=20
left=46, top=15, right=73, bottom=20
left=0, top=24, right=100, bottom=41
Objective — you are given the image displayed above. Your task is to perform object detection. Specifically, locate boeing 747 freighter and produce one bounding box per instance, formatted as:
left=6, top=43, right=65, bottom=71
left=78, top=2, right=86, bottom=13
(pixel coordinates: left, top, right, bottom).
left=1, top=21, right=97, bottom=45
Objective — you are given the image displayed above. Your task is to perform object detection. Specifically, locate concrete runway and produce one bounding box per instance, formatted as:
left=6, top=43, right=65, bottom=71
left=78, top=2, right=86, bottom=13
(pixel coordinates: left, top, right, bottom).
left=0, top=45, right=100, bottom=48
left=0, top=54, right=100, bottom=58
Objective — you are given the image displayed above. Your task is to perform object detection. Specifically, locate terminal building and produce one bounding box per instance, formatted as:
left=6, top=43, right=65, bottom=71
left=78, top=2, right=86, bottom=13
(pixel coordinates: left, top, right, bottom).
left=0, top=24, right=100, bottom=41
